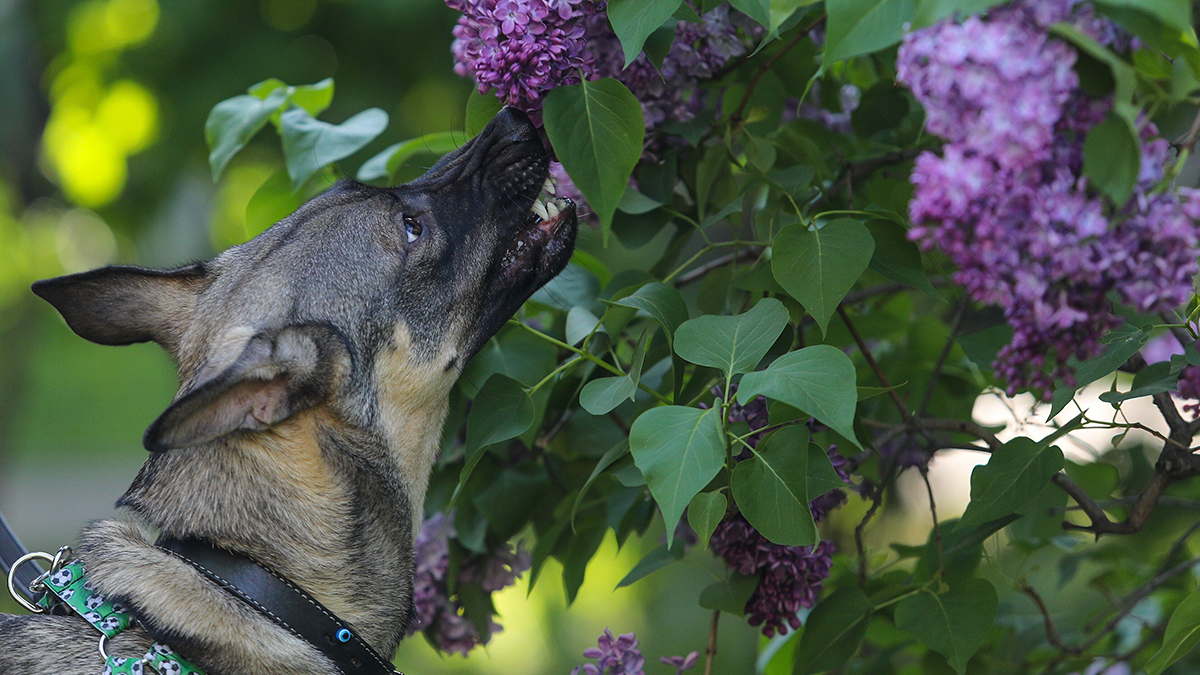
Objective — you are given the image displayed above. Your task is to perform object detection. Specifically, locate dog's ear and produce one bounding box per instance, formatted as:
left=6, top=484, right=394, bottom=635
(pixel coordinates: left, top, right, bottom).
left=142, top=324, right=350, bottom=452
left=31, top=264, right=207, bottom=353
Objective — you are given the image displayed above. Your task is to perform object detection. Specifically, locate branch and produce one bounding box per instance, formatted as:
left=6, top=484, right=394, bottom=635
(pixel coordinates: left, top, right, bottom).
left=728, top=15, right=824, bottom=127
left=839, top=305, right=909, bottom=420
left=674, top=248, right=762, bottom=287
left=1053, top=471, right=1171, bottom=536
left=1173, top=105, right=1200, bottom=152
left=1022, top=584, right=1080, bottom=655
left=703, top=609, right=720, bottom=675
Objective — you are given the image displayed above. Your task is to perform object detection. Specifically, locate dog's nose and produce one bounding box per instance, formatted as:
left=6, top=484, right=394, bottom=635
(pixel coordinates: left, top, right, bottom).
left=488, top=107, right=537, bottom=145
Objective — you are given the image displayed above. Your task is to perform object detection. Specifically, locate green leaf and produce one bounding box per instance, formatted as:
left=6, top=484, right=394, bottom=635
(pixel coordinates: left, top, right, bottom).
left=807, top=442, right=847, bottom=498
left=1049, top=324, right=1151, bottom=417
left=616, top=541, right=685, bottom=588
left=699, top=573, right=758, bottom=615
left=617, top=185, right=665, bottom=214
left=1094, top=0, right=1193, bottom=34
left=1146, top=589, right=1200, bottom=675
left=571, top=440, right=629, bottom=526
left=913, top=0, right=1007, bottom=28
left=772, top=219, right=875, bottom=334
left=738, top=345, right=861, bottom=448
left=733, top=425, right=818, bottom=546
left=544, top=78, right=646, bottom=238
left=629, top=405, right=726, bottom=548
left=205, top=89, right=290, bottom=181
left=607, top=0, right=684, bottom=67
left=566, top=306, right=605, bottom=347
left=613, top=282, right=690, bottom=342
left=580, top=331, right=650, bottom=415
left=729, top=0, right=771, bottom=26
left=958, top=438, right=1065, bottom=527
left=356, top=131, right=461, bottom=182
left=688, top=491, right=727, bottom=549
left=865, top=219, right=937, bottom=295
left=915, top=515, right=1018, bottom=582
left=793, top=586, right=872, bottom=674
left=465, top=88, right=504, bottom=138
left=452, top=375, right=535, bottom=507
left=248, top=77, right=334, bottom=124
left=280, top=107, right=389, bottom=189
left=1100, top=358, right=1180, bottom=403
left=823, top=0, right=914, bottom=65
left=674, top=297, right=789, bottom=377
left=1083, top=112, right=1141, bottom=206
left=894, top=578, right=998, bottom=674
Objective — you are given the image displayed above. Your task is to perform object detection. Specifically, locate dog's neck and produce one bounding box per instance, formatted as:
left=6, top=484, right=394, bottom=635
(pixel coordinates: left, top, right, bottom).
left=83, top=397, right=449, bottom=673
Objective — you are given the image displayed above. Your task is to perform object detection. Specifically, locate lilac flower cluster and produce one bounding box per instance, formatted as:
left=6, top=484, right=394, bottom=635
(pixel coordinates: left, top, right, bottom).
left=898, top=0, right=1200, bottom=397
left=710, top=513, right=835, bottom=637
left=409, top=512, right=531, bottom=656
left=571, top=629, right=699, bottom=675
left=583, top=5, right=751, bottom=134
left=448, top=0, right=598, bottom=113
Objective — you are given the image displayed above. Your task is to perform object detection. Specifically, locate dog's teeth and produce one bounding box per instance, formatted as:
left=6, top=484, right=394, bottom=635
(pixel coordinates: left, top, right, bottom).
left=545, top=200, right=560, bottom=218
left=542, top=177, right=556, bottom=196
left=531, top=200, right=549, bottom=220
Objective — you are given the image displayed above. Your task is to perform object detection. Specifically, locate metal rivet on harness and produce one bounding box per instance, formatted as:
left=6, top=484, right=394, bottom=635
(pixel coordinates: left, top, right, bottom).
left=336, top=628, right=352, bottom=643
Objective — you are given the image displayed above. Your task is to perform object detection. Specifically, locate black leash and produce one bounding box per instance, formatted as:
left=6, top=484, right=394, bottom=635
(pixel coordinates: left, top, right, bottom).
left=157, top=537, right=401, bottom=675
left=0, top=508, right=42, bottom=604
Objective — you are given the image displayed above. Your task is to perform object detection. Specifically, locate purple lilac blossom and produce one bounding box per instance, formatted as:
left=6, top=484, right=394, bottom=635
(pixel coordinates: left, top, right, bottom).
left=409, top=511, right=531, bottom=656
left=448, top=0, right=598, bottom=116
left=660, top=652, right=700, bottom=674
left=897, top=0, right=1200, bottom=397
left=710, top=513, right=836, bottom=637
left=572, top=629, right=646, bottom=675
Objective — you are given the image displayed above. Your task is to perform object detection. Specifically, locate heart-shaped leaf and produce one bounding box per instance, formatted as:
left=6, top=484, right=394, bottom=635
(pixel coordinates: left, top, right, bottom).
left=793, top=586, right=872, bottom=674
left=823, top=0, right=914, bottom=65
left=739, top=345, right=861, bottom=448
left=544, top=78, right=645, bottom=238
left=894, top=578, right=998, bottom=674
left=281, top=107, right=389, bottom=189
left=630, top=405, right=726, bottom=547
left=357, top=131, right=461, bottom=182
left=958, top=438, right=1065, bottom=527
left=451, top=374, right=535, bottom=508
left=674, top=298, right=789, bottom=378
left=772, top=218, right=874, bottom=335
left=607, top=0, right=684, bottom=67
left=732, top=425, right=817, bottom=546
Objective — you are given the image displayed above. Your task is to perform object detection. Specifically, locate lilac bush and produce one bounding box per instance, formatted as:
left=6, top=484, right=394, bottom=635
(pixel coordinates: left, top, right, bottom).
left=409, top=511, right=531, bottom=655
left=898, top=0, right=1200, bottom=396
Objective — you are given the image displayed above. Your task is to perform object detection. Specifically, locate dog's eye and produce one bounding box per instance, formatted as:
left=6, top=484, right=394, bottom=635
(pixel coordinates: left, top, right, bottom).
left=403, top=215, right=423, bottom=243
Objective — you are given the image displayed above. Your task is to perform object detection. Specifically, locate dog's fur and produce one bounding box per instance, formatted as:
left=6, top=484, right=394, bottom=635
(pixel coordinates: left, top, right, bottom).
left=0, top=108, right=576, bottom=674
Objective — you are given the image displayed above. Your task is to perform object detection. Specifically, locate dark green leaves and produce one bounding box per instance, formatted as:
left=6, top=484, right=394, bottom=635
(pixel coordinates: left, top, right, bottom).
left=894, top=578, right=998, bottom=674
left=823, top=0, right=914, bottom=65
left=1083, top=112, right=1141, bottom=206
left=793, top=586, right=872, bottom=674
left=732, top=426, right=817, bottom=546
left=544, top=78, right=646, bottom=236
left=580, top=331, right=650, bottom=415
left=280, top=107, right=389, bottom=189
left=205, top=88, right=289, bottom=181
left=614, top=282, right=690, bottom=343
left=452, top=375, right=535, bottom=506
left=606, top=0, right=684, bottom=66
left=629, top=406, right=725, bottom=547
left=688, top=491, right=727, bottom=549
left=674, top=298, right=789, bottom=377
left=959, top=438, right=1065, bottom=527
left=772, top=219, right=875, bottom=334
left=1146, top=589, right=1200, bottom=675
left=913, top=0, right=1007, bottom=28
left=738, top=345, right=861, bottom=448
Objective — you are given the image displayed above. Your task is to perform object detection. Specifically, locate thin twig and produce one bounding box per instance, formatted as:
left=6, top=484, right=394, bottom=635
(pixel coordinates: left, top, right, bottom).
left=920, top=468, right=943, bottom=579
left=674, top=248, right=762, bottom=287
left=728, top=15, right=824, bottom=127
left=917, top=301, right=965, bottom=419
left=839, top=305, right=909, bottom=420
left=1174, top=106, right=1200, bottom=152
left=1022, top=584, right=1078, bottom=654
left=703, top=609, right=720, bottom=675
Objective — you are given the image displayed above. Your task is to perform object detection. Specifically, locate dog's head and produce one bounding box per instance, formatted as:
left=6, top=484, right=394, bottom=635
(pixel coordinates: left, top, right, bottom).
left=32, top=108, right=576, bottom=453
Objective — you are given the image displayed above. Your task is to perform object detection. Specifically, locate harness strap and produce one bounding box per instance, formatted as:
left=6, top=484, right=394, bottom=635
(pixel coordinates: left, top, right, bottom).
left=157, top=537, right=401, bottom=675
left=38, top=559, right=206, bottom=675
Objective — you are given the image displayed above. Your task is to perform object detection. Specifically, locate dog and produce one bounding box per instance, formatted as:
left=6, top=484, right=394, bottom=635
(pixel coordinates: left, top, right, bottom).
left=0, top=107, right=576, bottom=674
